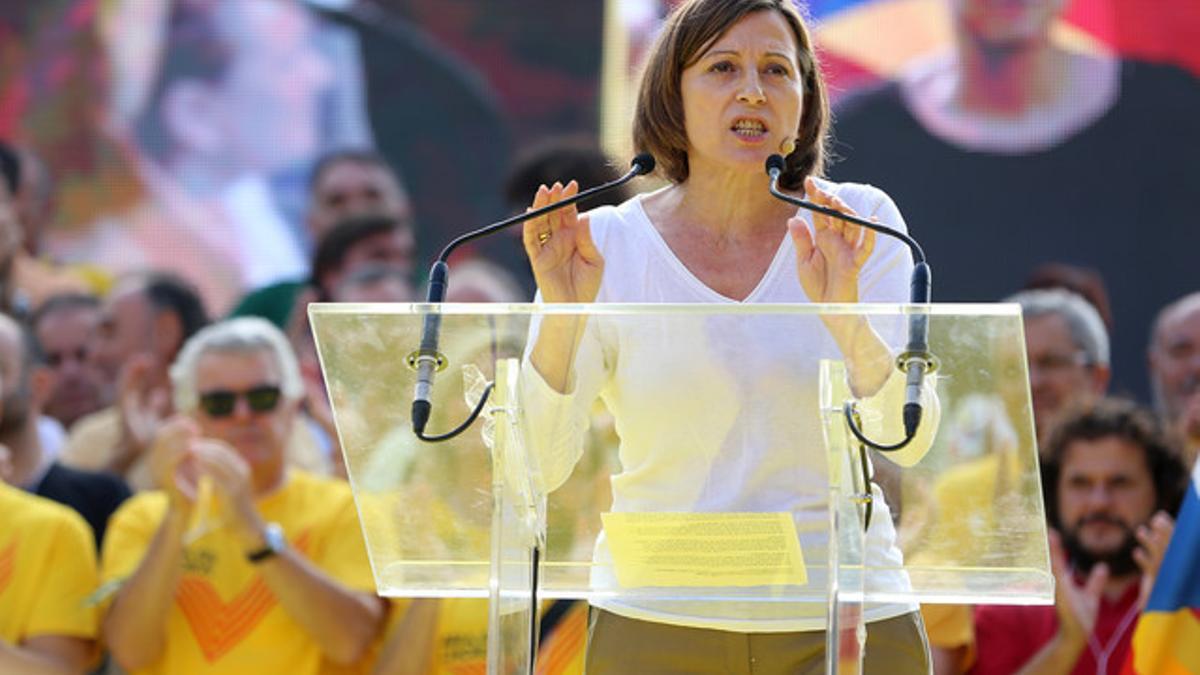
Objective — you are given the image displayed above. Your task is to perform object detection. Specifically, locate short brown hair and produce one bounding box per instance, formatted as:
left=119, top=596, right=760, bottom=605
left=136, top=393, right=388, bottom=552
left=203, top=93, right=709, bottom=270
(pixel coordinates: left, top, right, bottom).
left=632, top=0, right=829, bottom=190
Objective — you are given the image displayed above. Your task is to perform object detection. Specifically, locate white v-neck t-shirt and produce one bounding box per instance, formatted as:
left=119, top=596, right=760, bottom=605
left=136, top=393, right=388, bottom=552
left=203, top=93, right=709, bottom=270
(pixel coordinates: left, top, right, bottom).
left=522, top=179, right=918, bottom=632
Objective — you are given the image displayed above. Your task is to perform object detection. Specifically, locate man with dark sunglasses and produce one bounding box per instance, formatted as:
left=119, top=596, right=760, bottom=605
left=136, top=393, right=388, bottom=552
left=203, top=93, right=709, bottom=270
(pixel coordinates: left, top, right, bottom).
left=100, top=317, right=385, bottom=674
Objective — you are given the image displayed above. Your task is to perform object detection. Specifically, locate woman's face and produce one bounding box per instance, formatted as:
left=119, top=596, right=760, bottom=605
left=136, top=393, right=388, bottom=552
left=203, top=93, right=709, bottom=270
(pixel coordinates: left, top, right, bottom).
left=680, top=10, right=804, bottom=176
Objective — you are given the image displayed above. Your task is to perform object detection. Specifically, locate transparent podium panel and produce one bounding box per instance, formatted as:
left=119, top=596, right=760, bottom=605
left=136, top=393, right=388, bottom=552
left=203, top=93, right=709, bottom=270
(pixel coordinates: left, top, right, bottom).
left=310, top=302, right=1052, bottom=671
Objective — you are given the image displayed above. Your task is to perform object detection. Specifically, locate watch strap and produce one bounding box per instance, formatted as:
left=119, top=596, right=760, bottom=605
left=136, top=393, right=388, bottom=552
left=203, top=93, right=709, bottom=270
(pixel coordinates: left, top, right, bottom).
left=246, top=523, right=285, bottom=564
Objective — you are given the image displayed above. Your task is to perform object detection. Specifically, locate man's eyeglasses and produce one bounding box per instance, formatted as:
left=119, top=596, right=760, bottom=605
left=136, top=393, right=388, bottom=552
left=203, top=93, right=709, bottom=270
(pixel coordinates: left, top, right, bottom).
left=44, top=346, right=90, bottom=368
left=1030, top=351, right=1092, bottom=374
left=198, top=385, right=283, bottom=418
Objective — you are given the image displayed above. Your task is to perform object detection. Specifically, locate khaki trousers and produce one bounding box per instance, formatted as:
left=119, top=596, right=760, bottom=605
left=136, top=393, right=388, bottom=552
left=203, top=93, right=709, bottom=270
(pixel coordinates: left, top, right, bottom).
left=584, top=608, right=931, bottom=675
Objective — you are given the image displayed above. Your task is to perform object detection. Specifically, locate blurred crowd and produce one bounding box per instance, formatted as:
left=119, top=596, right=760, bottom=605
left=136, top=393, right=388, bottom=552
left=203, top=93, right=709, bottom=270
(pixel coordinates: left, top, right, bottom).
left=0, top=135, right=624, bottom=675
left=2, top=131, right=1198, bottom=675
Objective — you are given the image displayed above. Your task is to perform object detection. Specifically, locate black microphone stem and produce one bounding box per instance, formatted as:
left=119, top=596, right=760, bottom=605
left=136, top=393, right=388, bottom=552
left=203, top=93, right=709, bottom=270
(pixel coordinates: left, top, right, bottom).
left=433, top=160, right=651, bottom=268
left=411, top=155, right=655, bottom=439
left=765, top=168, right=926, bottom=267
left=764, top=155, right=935, bottom=452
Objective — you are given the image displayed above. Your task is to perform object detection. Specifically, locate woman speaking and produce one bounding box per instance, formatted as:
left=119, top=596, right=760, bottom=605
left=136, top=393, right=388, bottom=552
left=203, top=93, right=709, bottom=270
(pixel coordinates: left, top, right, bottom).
left=520, top=0, right=930, bottom=671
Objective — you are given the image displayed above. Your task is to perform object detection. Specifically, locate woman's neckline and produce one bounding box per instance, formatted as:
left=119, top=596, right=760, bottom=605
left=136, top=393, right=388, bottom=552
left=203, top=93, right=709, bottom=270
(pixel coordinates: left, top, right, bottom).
left=628, top=191, right=795, bottom=303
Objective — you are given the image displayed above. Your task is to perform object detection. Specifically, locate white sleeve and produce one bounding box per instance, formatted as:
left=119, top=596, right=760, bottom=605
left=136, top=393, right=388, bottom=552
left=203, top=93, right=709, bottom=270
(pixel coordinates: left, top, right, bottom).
left=518, top=297, right=612, bottom=493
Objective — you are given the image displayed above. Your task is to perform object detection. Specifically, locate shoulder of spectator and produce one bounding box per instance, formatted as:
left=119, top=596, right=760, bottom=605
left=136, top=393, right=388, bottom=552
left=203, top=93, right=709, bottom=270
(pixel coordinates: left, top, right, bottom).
left=15, top=488, right=95, bottom=543
left=62, top=407, right=122, bottom=461
left=47, top=462, right=133, bottom=499
left=104, top=491, right=170, bottom=535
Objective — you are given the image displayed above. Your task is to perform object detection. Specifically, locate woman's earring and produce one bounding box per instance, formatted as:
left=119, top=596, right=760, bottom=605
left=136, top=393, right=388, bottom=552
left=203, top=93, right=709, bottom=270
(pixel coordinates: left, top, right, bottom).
left=779, top=138, right=796, bottom=156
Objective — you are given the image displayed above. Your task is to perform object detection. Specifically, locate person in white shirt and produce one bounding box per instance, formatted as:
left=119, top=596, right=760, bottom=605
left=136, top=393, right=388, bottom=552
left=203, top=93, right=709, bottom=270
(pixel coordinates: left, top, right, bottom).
left=517, top=0, right=930, bottom=672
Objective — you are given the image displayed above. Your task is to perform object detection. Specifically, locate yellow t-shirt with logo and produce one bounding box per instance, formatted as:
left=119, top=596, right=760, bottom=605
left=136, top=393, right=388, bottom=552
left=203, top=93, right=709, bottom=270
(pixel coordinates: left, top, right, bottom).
left=382, top=598, right=586, bottom=675
left=101, top=471, right=375, bottom=674
left=0, top=481, right=99, bottom=645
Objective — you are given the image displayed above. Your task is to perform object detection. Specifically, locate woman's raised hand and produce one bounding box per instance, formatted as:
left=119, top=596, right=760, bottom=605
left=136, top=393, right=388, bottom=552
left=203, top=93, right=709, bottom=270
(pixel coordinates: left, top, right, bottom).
left=788, top=177, right=876, bottom=304
left=522, top=180, right=603, bottom=303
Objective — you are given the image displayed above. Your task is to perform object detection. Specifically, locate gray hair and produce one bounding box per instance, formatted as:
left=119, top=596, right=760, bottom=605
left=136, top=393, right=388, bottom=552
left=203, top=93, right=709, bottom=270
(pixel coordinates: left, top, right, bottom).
left=1150, top=291, right=1200, bottom=352
left=169, top=317, right=304, bottom=413
left=1006, top=288, right=1110, bottom=366
left=1148, top=290, right=1200, bottom=418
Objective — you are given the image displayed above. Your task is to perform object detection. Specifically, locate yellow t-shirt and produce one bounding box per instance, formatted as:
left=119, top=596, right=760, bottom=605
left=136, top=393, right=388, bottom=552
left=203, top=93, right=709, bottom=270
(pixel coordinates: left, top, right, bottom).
left=384, top=595, right=492, bottom=667
left=381, top=598, right=489, bottom=674
left=431, top=599, right=489, bottom=674
left=382, top=598, right=586, bottom=675
left=0, top=481, right=99, bottom=644
left=101, top=471, right=375, bottom=674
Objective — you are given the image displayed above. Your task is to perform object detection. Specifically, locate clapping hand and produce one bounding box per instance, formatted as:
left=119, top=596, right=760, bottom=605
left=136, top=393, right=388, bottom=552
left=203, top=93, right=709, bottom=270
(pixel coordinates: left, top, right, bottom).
left=1048, top=529, right=1107, bottom=644
left=118, top=354, right=171, bottom=462
left=149, top=416, right=203, bottom=512
left=150, top=417, right=267, bottom=547
left=187, top=439, right=268, bottom=551
left=1134, top=511, right=1176, bottom=609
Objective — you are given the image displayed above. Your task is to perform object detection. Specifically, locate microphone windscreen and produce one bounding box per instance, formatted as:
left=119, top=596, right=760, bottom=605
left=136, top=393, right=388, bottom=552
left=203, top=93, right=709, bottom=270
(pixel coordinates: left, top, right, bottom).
left=632, top=153, right=656, bottom=175
left=765, top=154, right=786, bottom=175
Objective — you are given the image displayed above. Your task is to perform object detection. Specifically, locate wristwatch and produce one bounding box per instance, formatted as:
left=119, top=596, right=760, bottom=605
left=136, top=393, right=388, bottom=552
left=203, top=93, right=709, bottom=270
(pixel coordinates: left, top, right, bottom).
left=246, top=522, right=287, bottom=564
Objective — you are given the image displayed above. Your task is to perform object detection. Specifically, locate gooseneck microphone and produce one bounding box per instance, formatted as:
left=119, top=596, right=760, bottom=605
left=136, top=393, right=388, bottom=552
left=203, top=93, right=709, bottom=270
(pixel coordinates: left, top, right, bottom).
left=410, top=153, right=656, bottom=440
left=764, top=154, right=934, bottom=449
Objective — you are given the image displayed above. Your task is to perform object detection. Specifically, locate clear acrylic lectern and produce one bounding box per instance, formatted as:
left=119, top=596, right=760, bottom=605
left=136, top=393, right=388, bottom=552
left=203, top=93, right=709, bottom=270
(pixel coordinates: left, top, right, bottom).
left=310, top=302, right=1052, bottom=674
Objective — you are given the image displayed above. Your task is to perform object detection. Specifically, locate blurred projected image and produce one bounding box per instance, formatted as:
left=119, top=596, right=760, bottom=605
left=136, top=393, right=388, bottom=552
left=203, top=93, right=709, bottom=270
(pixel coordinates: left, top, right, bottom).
left=812, top=0, right=1200, bottom=399
left=20, top=0, right=373, bottom=313
left=1, top=0, right=603, bottom=314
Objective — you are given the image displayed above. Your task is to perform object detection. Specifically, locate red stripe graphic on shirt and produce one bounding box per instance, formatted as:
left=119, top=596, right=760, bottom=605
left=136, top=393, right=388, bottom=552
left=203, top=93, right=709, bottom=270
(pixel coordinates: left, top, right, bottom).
left=174, top=530, right=311, bottom=662
left=176, top=575, right=276, bottom=662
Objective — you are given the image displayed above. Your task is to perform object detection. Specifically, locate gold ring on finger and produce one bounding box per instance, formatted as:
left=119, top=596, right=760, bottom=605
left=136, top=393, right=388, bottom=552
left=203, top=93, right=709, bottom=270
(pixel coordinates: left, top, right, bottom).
left=537, top=231, right=552, bottom=245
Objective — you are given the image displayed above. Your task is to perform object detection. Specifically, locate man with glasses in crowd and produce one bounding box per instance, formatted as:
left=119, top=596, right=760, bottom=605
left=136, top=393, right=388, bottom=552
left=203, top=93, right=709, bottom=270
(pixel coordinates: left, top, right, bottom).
left=101, top=317, right=384, bottom=674
left=29, top=293, right=113, bottom=432
left=1010, top=288, right=1112, bottom=446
